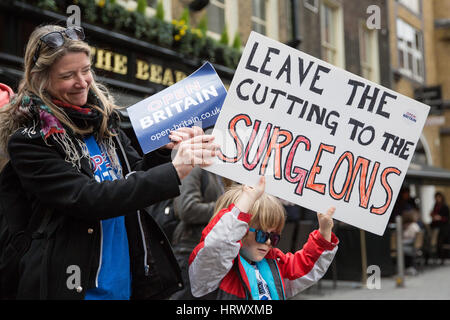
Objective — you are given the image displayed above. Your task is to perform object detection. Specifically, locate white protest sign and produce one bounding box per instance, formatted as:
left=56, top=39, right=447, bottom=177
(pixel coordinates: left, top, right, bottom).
left=206, top=32, right=430, bottom=236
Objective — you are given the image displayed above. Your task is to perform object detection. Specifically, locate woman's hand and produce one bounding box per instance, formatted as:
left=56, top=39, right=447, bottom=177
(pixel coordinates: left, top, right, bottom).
left=172, top=133, right=218, bottom=180
left=165, top=126, right=204, bottom=150
left=235, top=175, right=266, bottom=214
left=432, top=214, right=441, bottom=221
left=317, top=206, right=335, bottom=242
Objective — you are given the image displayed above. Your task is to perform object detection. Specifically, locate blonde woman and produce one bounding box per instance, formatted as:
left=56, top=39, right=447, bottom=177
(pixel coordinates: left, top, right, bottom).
left=0, top=25, right=218, bottom=300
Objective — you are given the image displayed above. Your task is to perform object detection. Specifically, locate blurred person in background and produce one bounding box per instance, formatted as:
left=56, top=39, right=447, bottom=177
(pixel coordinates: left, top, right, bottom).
left=170, top=167, right=224, bottom=299
left=389, top=186, right=418, bottom=223
left=0, top=24, right=218, bottom=299
left=430, top=192, right=450, bottom=264
left=402, top=209, right=422, bottom=275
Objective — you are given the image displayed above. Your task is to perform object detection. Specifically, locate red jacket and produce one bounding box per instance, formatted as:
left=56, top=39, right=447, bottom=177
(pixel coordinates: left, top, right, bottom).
left=0, top=83, right=13, bottom=108
left=189, top=203, right=339, bottom=299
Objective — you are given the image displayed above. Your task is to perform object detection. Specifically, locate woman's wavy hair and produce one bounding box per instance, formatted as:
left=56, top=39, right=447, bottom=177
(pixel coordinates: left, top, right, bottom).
left=212, top=183, right=286, bottom=233
left=0, top=24, right=121, bottom=155
left=435, top=192, right=446, bottom=204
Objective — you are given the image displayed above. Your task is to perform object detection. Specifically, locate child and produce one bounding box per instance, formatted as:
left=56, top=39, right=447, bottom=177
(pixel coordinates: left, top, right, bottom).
left=188, top=176, right=339, bottom=300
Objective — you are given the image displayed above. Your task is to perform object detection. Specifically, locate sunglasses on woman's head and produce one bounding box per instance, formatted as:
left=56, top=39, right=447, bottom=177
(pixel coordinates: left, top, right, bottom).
left=32, top=26, right=85, bottom=65
left=248, top=228, right=281, bottom=247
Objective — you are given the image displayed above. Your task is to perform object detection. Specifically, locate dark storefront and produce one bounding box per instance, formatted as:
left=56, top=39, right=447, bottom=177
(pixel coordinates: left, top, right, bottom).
left=0, top=1, right=234, bottom=153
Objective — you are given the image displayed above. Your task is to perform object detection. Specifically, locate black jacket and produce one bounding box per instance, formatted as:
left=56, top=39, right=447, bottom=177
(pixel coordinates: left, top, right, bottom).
left=6, top=123, right=183, bottom=299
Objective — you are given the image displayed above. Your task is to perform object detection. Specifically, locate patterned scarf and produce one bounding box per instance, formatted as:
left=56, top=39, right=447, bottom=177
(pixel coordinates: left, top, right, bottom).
left=19, top=93, right=121, bottom=175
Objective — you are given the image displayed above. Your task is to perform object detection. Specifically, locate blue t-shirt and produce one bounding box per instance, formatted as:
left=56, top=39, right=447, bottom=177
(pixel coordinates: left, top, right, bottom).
left=253, top=264, right=272, bottom=300
left=83, top=135, right=131, bottom=300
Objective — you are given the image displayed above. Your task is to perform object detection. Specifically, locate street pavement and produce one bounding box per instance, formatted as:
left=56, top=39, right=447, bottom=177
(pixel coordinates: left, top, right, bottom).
left=291, top=261, right=450, bottom=300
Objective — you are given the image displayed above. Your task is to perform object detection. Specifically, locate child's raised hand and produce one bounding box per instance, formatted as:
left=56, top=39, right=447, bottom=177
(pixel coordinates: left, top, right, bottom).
left=317, top=206, right=335, bottom=242
left=236, top=176, right=266, bottom=213
left=243, top=175, right=265, bottom=200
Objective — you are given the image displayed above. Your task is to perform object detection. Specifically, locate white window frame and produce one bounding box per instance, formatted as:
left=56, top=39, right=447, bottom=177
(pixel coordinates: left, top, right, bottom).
left=320, top=0, right=345, bottom=68
left=206, top=0, right=226, bottom=40
left=398, top=0, right=421, bottom=15
left=116, top=0, right=172, bottom=20
left=396, top=18, right=424, bottom=82
left=206, top=0, right=238, bottom=44
left=251, top=0, right=268, bottom=35
left=249, top=0, right=279, bottom=40
left=304, top=0, right=319, bottom=13
left=266, top=0, right=279, bottom=39
left=359, top=20, right=380, bottom=83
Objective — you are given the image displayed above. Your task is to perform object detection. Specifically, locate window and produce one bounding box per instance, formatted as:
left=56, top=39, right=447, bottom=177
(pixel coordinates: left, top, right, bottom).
left=359, top=22, right=380, bottom=83
left=320, top=1, right=345, bottom=68
left=398, top=0, right=421, bottom=15
left=304, top=0, right=319, bottom=13
left=252, top=0, right=267, bottom=35
left=206, top=0, right=239, bottom=43
left=117, top=0, right=172, bottom=20
left=397, top=18, right=424, bottom=82
left=147, top=0, right=157, bottom=7
left=251, top=0, right=279, bottom=39
left=207, top=0, right=226, bottom=35
left=321, top=3, right=336, bottom=63
left=286, top=0, right=293, bottom=39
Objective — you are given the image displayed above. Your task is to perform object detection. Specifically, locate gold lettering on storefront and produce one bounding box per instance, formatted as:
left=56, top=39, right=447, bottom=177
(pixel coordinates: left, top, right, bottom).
left=150, top=64, right=163, bottom=83
left=91, top=47, right=187, bottom=86
left=135, top=59, right=187, bottom=86
left=162, top=68, right=175, bottom=86
left=113, top=54, right=128, bottom=75
left=136, top=59, right=150, bottom=80
left=90, top=47, right=128, bottom=74
left=174, top=71, right=187, bottom=83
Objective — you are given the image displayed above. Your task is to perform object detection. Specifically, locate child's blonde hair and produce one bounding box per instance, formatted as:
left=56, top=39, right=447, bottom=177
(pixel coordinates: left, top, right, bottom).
left=212, top=183, right=286, bottom=233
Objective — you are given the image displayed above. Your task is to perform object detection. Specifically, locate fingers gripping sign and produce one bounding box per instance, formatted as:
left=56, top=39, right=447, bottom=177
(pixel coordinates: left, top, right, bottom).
left=172, top=132, right=219, bottom=180
left=166, top=126, right=204, bottom=150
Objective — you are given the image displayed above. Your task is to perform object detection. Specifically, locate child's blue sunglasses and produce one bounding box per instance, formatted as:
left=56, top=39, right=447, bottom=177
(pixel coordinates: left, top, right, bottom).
left=248, top=228, right=281, bottom=247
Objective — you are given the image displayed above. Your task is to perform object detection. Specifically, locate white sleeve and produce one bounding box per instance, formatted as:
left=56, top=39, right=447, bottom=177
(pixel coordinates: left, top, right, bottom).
left=188, top=206, right=249, bottom=297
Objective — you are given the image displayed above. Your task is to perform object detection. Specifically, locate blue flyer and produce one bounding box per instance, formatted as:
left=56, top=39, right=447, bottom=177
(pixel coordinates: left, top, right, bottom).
left=127, top=62, right=227, bottom=154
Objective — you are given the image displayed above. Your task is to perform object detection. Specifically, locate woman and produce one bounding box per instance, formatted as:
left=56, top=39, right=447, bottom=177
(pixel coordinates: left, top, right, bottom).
left=430, top=192, right=449, bottom=228
left=0, top=25, right=218, bottom=299
left=430, top=192, right=450, bottom=263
